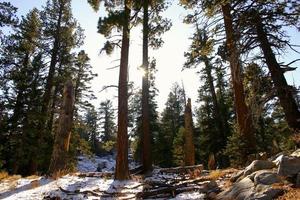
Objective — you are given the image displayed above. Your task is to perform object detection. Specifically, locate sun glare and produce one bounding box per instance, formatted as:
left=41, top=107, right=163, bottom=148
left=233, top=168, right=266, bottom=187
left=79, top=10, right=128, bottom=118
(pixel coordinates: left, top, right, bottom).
left=137, top=66, right=146, bottom=77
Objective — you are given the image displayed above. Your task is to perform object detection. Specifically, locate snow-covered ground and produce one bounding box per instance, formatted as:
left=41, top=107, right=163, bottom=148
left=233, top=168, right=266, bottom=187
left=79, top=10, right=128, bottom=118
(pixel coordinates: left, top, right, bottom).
left=0, top=155, right=206, bottom=200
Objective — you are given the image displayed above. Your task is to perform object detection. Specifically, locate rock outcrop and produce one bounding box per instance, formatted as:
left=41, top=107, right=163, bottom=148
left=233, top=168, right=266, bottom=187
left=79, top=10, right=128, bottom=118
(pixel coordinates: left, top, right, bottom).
left=217, top=149, right=300, bottom=200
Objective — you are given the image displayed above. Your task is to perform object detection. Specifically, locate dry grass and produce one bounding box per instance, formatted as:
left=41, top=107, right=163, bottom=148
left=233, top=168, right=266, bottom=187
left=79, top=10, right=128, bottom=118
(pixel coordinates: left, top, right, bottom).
left=209, top=170, right=226, bottom=180
left=0, top=174, right=21, bottom=191
left=0, top=171, right=9, bottom=180
left=2, top=174, right=22, bottom=182
left=208, top=168, right=238, bottom=181
left=51, top=170, right=69, bottom=180
left=188, top=168, right=202, bottom=179
left=25, top=175, right=40, bottom=180
left=276, top=187, right=300, bottom=200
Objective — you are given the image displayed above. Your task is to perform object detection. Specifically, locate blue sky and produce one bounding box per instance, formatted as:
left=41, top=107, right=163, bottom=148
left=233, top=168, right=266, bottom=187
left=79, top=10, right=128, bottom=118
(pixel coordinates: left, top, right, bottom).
left=7, top=0, right=300, bottom=112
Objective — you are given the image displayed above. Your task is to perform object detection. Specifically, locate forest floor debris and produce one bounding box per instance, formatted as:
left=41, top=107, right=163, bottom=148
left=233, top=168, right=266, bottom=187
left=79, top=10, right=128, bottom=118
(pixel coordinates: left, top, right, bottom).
left=1, top=151, right=300, bottom=199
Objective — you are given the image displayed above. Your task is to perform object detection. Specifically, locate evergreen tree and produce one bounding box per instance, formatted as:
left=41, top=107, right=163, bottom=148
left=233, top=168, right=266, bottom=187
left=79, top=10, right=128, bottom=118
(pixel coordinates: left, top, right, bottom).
left=84, top=106, right=99, bottom=154
left=139, top=0, right=171, bottom=174
left=128, top=60, right=160, bottom=165
left=0, top=8, right=44, bottom=174
left=73, top=50, right=97, bottom=117
left=88, top=0, right=133, bottom=180
left=172, top=126, right=185, bottom=166
left=158, top=83, right=185, bottom=167
left=0, top=1, right=18, bottom=36
left=181, top=0, right=256, bottom=157
left=236, top=1, right=300, bottom=130
left=99, top=99, right=116, bottom=149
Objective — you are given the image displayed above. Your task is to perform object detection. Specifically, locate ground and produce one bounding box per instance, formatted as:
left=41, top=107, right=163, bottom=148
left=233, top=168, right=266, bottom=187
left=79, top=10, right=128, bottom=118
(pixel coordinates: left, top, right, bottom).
left=2, top=155, right=298, bottom=200
left=0, top=155, right=210, bottom=200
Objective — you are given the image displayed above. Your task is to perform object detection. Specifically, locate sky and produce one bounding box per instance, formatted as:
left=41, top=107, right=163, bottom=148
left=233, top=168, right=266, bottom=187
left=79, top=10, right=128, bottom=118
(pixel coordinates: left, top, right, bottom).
left=6, top=0, right=300, bottom=113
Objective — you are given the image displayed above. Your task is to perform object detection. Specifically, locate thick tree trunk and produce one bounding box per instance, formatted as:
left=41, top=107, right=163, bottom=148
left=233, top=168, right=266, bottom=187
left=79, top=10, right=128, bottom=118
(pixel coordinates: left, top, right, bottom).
left=141, top=0, right=152, bottom=174
left=115, top=0, right=131, bottom=180
left=221, top=4, right=256, bottom=153
left=255, top=14, right=300, bottom=131
left=184, top=98, right=195, bottom=166
left=48, top=80, right=74, bottom=174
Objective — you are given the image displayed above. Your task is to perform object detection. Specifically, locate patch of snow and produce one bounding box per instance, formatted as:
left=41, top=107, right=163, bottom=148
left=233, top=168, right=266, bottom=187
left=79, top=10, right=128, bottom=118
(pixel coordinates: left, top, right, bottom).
left=172, top=191, right=205, bottom=200
left=77, top=155, right=116, bottom=172
left=77, top=154, right=138, bottom=173
left=273, top=154, right=284, bottom=166
left=0, top=174, right=143, bottom=200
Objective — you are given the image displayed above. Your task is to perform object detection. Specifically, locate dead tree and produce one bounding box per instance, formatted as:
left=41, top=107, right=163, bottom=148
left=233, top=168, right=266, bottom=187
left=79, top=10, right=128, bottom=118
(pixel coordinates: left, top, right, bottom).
left=184, top=98, right=195, bottom=166
left=48, top=80, right=75, bottom=174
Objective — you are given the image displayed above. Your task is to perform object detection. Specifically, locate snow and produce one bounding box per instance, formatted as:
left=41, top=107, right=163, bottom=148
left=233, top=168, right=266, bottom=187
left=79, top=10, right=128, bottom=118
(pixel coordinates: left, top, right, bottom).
left=273, top=154, right=284, bottom=166
left=77, top=154, right=138, bottom=173
left=77, top=155, right=115, bottom=172
left=171, top=192, right=205, bottom=200
left=0, top=155, right=207, bottom=199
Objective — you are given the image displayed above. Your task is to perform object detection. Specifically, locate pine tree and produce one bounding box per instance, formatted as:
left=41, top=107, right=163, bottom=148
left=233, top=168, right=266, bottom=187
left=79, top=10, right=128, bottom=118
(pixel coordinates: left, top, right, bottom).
left=88, top=0, right=133, bottom=180
left=159, top=83, right=185, bottom=167
left=0, top=8, right=44, bottom=174
left=99, top=99, right=116, bottom=151
left=172, top=127, right=185, bottom=166
left=139, top=0, right=171, bottom=174
left=73, top=50, right=97, bottom=117
left=84, top=106, right=99, bottom=154
left=236, top=2, right=300, bottom=130
left=221, top=3, right=256, bottom=154
left=0, top=1, right=18, bottom=35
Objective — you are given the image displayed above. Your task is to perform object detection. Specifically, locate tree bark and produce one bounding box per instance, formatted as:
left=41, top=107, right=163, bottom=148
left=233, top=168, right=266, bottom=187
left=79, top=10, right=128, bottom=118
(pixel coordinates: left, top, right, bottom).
left=221, top=4, right=256, bottom=153
left=115, top=0, right=131, bottom=180
left=141, top=0, right=152, bottom=174
left=48, top=80, right=74, bottom=174
left=255, top=13, right=300, bottom=131
left=184, top=98, right=195, bottom=166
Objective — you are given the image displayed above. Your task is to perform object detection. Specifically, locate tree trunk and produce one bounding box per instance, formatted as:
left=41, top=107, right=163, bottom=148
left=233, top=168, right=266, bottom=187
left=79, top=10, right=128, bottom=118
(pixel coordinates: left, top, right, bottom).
left=48, top=80, right=74, bottom=174
left=184, top=98, right=195, bottom=166
left=255, top=13, right=300, bottom=131
left=115, top=0, right=131, bottom=180
left=141, top=0, right=152, bottom=174
left=221, top=4, right=256, bottom=153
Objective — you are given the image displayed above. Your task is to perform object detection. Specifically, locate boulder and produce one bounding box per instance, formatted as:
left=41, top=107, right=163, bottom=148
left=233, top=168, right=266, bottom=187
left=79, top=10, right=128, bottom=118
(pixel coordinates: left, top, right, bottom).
left=296, top=173, right=300, bottom=187
left=244, top=160, right=276, bottom=176
left=217, top=176, right=283, bottom=200
left=277, top=156, right=300, bottom=176
left=290, top=149, right=300, bottom=157
left=96, top=161, right=107, bottom=172
left=253, top=184, right=284, bottom=200
left=230, top=170, right=244, bottom=182
left=253, top=170, right=281, bottom=185
left=217, top=177, right=254, bottom=200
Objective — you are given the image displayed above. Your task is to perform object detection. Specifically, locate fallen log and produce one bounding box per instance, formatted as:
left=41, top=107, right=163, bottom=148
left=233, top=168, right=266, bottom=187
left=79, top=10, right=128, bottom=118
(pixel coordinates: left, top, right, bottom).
left=77, top=166, right=143, bottom=178
left=129, top=165, right=143, bottom=175
left=156, top=164, right=203, bottom=174
left=59, top=187, right=138, bottom=198
left=59, top=186, right=101, bottom=197
left=77, top=171, right=114, bottom=178
left=136, top=181, right=215, bottom=199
